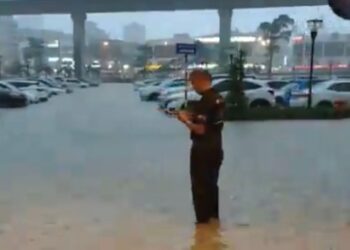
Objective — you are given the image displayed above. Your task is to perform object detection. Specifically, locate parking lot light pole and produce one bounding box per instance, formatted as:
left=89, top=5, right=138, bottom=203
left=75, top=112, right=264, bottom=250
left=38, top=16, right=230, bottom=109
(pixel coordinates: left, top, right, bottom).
left=307, top=19, right=323, bottom=109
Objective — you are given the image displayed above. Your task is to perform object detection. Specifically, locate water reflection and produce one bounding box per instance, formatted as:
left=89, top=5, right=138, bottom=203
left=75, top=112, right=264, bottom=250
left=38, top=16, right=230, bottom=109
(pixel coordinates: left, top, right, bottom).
left=191, top=221, right=228, bottom=250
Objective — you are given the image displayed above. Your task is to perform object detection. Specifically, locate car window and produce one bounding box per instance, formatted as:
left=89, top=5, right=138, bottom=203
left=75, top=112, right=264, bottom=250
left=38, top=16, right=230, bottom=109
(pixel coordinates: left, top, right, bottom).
left=9, top=82, right=31, bottom=88
left=0, top=84, right=8, bottom=91
left=213, top=80, right=231, bottom=92
left=169, top=81, right=185, bottom=88
left=341, top=82, right=350, bottom=92
left=243, top=81, right=261, bottom=90
left=212, top=75, right=229, bottom=80
left=267, top=81, right=289, bottom=90
left=330, top=82, right=350, bottom=92
left=39, top=80, right=53, bottom=87
left=67, top=79, right=79, bottom=83
left=0, top=83, right=10, bottom=90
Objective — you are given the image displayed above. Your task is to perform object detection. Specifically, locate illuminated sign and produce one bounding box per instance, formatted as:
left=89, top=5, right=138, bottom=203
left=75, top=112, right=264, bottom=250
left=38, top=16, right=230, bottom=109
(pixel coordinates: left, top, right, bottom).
left=196, top=36, right=257, bottom=44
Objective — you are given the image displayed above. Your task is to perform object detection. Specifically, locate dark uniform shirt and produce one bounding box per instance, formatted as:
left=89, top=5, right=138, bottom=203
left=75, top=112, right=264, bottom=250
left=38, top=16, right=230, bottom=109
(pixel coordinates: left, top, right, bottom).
left=191, top=88, right=225, bottom=149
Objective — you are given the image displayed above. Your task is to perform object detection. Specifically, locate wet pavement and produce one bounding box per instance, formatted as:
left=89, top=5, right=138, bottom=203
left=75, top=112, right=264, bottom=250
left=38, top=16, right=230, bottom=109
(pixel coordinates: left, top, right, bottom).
left=1, top=84, right=350, bottom=249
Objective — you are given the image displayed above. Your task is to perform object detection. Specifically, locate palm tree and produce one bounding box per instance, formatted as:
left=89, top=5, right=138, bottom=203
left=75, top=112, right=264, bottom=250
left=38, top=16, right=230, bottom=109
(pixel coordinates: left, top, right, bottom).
left=258, top=15, right=294, bottom=78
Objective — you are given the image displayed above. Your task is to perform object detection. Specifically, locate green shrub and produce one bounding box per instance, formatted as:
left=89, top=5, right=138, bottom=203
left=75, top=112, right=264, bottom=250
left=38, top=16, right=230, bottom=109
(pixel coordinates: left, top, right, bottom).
left=225, top=50, right=247, bottom=113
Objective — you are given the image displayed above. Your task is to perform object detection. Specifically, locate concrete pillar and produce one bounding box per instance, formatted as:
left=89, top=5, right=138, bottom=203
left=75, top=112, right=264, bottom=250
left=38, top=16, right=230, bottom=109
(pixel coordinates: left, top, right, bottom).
left=218, top=9, right=232, bottom=67
left=71, top=12, right=86, bottom=79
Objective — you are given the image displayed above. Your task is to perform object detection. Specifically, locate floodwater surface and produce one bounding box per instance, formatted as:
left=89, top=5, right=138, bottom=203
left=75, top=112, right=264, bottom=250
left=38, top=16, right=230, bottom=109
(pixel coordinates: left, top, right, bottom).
left=0, top=84, right=350, bottom=249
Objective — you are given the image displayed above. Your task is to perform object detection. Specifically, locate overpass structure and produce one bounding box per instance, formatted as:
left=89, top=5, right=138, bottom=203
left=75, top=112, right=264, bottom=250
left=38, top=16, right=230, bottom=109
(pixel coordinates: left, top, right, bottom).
left=0, top=0, right=327, bottom=78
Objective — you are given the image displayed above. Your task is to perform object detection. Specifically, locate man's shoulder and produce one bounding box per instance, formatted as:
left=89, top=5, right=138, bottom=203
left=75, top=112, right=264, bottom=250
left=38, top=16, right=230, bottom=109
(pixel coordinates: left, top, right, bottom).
left=204, top=89, right=224, bottom=106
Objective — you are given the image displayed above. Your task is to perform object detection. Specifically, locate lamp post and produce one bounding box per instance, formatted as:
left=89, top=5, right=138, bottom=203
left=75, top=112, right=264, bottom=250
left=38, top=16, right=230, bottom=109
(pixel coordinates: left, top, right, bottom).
left=101, top=40, right=110, bottom=69
left=307, top=19, right=323, bottom=108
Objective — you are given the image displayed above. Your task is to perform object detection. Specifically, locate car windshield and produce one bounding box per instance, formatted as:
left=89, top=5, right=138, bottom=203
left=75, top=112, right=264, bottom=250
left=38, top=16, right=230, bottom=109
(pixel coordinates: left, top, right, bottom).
left=39, top=79, right=54, bottom=87
left=67, top=79, right=79, bottom=83
left=160, top=79, right=180, bottom=87
left=313, top=81, right=335, bottom=90
left=267, top=81, right=290, bottom=90
left=8, top=81, right=34, bottom=88
left=0, top=82, right=17, bottom=91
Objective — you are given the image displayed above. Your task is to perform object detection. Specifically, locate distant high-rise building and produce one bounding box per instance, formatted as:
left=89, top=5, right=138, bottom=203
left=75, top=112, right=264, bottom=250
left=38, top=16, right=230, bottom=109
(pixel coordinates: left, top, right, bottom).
left=86, top=21, right=109, bottom=44
left=123, top=22, right=146, bottom=44
left=0, top=16, right=19, bottom=65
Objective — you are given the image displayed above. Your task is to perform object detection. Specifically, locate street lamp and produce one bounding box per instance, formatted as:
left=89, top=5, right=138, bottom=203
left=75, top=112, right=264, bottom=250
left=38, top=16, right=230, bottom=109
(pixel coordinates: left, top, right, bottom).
left=307, top=19, right=323, bottom=108
left=101, top=41, right=110, bottom=69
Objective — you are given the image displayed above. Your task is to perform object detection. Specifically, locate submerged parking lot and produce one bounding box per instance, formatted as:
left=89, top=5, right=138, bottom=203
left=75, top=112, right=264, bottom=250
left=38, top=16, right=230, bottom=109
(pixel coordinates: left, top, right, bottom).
left=1, top=84, right=350, bottom=249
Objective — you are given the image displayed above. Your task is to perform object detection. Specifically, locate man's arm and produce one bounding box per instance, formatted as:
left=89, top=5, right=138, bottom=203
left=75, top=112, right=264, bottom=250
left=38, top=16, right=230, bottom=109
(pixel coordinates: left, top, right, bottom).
left=177, top=111, right=206, bottom=135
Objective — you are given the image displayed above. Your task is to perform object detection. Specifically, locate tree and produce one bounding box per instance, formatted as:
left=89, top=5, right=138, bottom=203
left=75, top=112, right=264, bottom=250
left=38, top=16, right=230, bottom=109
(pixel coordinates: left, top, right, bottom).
left=258, top=15, right=294, bottom=78
left=226, top=50, right=247, bottom=113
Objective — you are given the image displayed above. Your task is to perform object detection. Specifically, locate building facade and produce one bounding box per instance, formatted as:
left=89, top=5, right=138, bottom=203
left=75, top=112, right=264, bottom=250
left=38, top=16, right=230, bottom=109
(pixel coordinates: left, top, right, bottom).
left=292, top=33, right=350, bottom=68
left=144, top=32, right=289, bottom=69
left=123, top=22, right=146, bottom=44
left=0, top=16, right=19, bottom=66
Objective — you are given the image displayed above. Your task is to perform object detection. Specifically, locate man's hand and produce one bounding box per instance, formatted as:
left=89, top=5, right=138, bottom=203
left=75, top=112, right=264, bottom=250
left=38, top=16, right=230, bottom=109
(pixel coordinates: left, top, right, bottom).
left=177, top=111, right=192, bottom=123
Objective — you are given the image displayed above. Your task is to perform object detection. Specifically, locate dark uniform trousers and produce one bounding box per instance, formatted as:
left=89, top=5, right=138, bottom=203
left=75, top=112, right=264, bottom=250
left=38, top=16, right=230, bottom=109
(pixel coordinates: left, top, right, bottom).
left=190, top=144, right=223, bottom=223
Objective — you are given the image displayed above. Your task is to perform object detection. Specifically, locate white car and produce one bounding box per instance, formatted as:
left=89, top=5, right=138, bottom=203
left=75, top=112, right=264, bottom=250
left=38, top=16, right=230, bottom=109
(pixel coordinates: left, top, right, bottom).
left=22, top=89, right=41, bottom=103
left=0, top=81, right=32, bottom=104
left=139, top=78, right=185, bottom=101
left=158, top=86, right=188, bottom=107
left=290, top=79, right=350, bottom=108
left=159, top=78, right=227, bottom=109
left=37, top=79, right=66, bottom=96
left=66, top=78, right=89, bottom=88
left=134, top=79, right=159, bottom=91
left=6, top=80, right=50, bottom=102
left=165, top=79, right=276, bottom=112
left=54, top=76, right=74, bottom=93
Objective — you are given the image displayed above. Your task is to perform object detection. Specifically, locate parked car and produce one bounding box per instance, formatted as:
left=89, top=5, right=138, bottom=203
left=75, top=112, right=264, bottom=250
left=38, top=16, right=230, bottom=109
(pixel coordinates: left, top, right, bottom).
left=265, top=80, right=290, bottom=90
left=290, top=79, right=350, bottom=108
left=165, top=79, right=275, bottom=112
left=83, top=79, right=100, bottom=87
left=54, top=76, right=74, bottom=93
left=38, top=79, right=67, bottom=95
left=0, top=81, right=36, bottom=104
left=0, top=84, right=28, bottom=107
left=139, top=78, right=185, bottom=101
left=6, top=80, right=50, bottom=102
left=274, top=83, right=298, bottom=107
left=66, top=78, right=89, bottom=88
left=211, top=73, right=229, bottom=80
left=158, top=85, right=188, bottom=104
left=158, top=78, right=231, bottom=109
left=289, top=78, right=326, bottom=91
left=133, top=79, right=159, bottom=91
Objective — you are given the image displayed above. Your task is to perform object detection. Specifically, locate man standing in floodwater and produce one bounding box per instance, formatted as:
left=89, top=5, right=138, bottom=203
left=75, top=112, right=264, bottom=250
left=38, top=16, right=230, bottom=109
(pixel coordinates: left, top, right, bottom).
left=177, top=69, right=225, bottom=224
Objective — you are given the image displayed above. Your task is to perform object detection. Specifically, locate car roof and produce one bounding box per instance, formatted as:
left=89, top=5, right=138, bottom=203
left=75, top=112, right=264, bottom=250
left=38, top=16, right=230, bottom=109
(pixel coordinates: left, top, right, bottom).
left=315, top=79, right=350, bottom=87
left=244, top=79, right=270, bottom=87
left=6, top=79, right=37, bottom=84
left=212, top=78, right=229, bottom=84
left=0, top=81, right=12, bottom=86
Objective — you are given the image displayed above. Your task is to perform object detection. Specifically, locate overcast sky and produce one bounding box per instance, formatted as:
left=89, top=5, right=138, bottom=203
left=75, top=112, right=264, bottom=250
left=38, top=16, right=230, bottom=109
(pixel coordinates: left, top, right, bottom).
left=18, top=5, right=350, bottom=39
